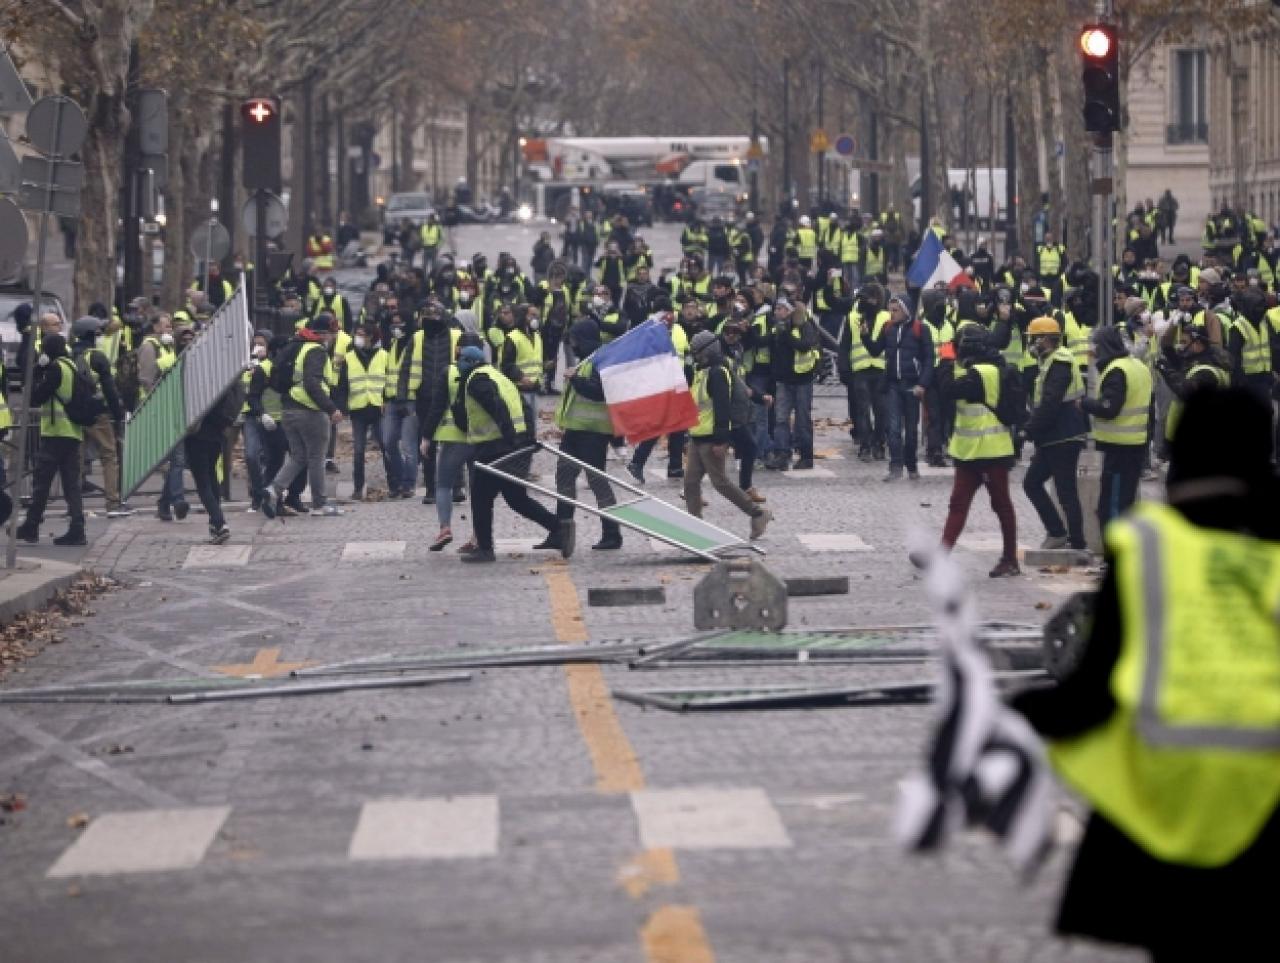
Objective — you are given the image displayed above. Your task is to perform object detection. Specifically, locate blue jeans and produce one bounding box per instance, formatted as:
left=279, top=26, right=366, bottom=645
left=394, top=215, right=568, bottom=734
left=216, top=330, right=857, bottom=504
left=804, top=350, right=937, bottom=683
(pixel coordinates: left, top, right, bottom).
left=159, top=445, right=186, bottom=509
left=242, top=417, right=267, bottom=505
left=882, top=382, right=921, bottom=473
left=380, top=404, right=419, bottom=494
left=350, top=406, right=387, bottom=494
left=771, top=382, right=813, bottom=459
left=748, top=375, right=775, bottom=458
left=434, top=441, right=473, bottom=528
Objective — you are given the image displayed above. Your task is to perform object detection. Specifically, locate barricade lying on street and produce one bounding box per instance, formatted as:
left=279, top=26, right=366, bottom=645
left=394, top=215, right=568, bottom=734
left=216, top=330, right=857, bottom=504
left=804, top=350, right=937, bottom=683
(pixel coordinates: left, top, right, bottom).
left=0, top=671, right=470, bottom=704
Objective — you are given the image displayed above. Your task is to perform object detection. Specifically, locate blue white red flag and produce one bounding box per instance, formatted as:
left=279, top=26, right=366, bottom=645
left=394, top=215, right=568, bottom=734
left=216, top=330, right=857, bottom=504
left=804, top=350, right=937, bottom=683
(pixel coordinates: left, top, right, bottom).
left=907, top=230, right=975, bottom=291
left=592, top=318, right=698, bottom=443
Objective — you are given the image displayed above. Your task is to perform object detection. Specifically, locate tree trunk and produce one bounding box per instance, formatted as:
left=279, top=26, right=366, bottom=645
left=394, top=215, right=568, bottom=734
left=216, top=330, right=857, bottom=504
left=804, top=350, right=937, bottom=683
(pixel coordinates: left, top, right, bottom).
left=399, top=91, right=419, bottom=193
left=1036, top=52, right=1064, bottom=243
left=161, top=87, right=189, bottom=310
left=49, top=1, right=155, bottom=315
left=1056, top=34, right=1092, bottom=255
left=1011, top=51, right=1042, bottom=258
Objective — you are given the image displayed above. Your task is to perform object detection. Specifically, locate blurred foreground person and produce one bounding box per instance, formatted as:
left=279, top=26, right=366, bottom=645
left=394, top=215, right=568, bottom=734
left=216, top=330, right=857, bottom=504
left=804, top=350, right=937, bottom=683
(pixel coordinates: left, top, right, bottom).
left=1013, top=388, right=1279, bottom=961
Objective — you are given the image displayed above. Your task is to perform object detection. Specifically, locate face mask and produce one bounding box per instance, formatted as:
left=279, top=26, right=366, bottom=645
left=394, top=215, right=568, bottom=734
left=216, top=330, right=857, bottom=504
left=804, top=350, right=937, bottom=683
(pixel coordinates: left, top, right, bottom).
left=592, top=296, right=607, bottom=309
left=160, top=332, right=174, bottom=345
left=391, top=326, right=404, bottom=339
left=252, top=345, right=267, bottom=359
left=37, top=353, right=49, bottom=367
left=459, top=291, right=473, bottom=305
left=323, top=288, right=335, bottom=298
left=353, top=336, right=367, bottom=349
left=1019, top=283, right=1030, bottom=293
left=529, top=319, right=540, bottom=332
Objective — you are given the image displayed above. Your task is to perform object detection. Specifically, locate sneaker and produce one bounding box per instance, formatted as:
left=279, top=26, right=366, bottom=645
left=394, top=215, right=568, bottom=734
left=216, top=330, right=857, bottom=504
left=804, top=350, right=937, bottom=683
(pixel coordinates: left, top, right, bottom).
left=156, top=506, right=174, bottom=522
left=882, top=469, right=902, bottom=482
left=926, top=455, right=949, bottom=469
left=429, top=528, right=453, bottom=552
left=460, top=547, right=496, bottom=563
left=907, top=469, right=920, bottom=480
left=209, top=525, right=231, bottom=545
left=666, top=468, right=684, bottom=479
left=14, top=523, right=38, bottom=544
left=591, top=532, right=623, bottom=551
left=350, top=490, right=364, bottom=502
left=52, top=528, right=87, bottom=547
left=749, top=508, right=772, bottom=540
left=1040, top=535, right=1070, bottom=550
left=908, top=550, right=929, bottom=570
left=873, top=447, right=887, bottom=461
left=247, top=501, right=260, bottom=513
left=745, top=487, right=766, bottom=503
left=457, top=539, right=479, bottom=555
left=625, top=462, right=645, bottom=486
left=310, top=504, right=342, bottom=517
left=856, top=448, right=872, bottom=463
left=282, top=497, right=306, bottom=516
left=792, top=458, right=814, bottom=470
left=989, top=558, right=1022, bottom=578
left=324, top=459, right=340, bottom=474
left=174, top=501, right=190, bottom=521
left=452, top=489, right=466, bottom=503
left=422, top=493, right=436, bottom=505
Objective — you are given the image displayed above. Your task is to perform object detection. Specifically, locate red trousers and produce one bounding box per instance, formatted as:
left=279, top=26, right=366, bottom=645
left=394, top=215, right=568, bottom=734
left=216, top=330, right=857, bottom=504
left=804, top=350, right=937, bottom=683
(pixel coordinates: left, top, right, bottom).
left=942, top=463, right=1018, bottom=561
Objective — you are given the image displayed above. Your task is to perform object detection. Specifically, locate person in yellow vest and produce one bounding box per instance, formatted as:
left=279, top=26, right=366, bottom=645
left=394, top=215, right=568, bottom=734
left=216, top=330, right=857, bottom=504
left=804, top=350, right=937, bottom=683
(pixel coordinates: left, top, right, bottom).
left=838, top=283, right=889, bottom=461
left=686, top=331, right=771, bottom=539
left=419, top=213, right=443, bottom=274
left=925, top=326, right=1020, bottom=576
left=413, top=298, right=465, bottom=504
left=136, top=314, right=190, bottom=520
left=1224, top=288, right=1274, bottom=400
left=1034, top=230, right=1067, bottom=289
left=380, top=310, right=424, bottom=499
left=793, top=215, right=818, bottom=271
left=862, top=229, right=888, bottom=285
left=69, top=316, right=127, bottom=516
left=1082, top=326, right=1153, bottom=531
left=1155, top=325, right=1232, bottom=442
left=262, top=316, right=343, bottom=518
left=14, top=335, right=87, bottom=546
left=918, top=289, right=955, bottom=467
left=1011, top=387, right=1280, bottom=959
left=764, top=298, right=821, bottom=470
left=305, top=229, right=335, bottom=272
left=452, top=346, right=570, bottom=563
left=419, top=331, right=483, bottom=551
left=311, top=277, right=351, bottom=331
left=550, top=320, right=623, bottom=551
left=1021, top=316, right=1088, bottom=550
left=335, top=321, right=389, bottom=502
left=0, top=355, right=10, bottom=525
left=241, top=330, right=275, bottom=512
left=191, top=262, right=236, bottom=308
left=496, top=304, right=545, bottom=413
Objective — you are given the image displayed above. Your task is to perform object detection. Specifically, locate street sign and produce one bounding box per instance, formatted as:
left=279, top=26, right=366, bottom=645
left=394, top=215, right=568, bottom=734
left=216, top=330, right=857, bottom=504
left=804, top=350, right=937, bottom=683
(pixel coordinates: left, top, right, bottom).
left=0, top=196, right=28, bottom=278
left=20, top=155, right=84, bottom=191
left=810, top=129, right=831, bottom=154
left=834, top=134, right=856, bottom=157
left=0, top=130, right=19, bottom=195
left=189, top=220, right=231, bottom=262
left=0, top=48, right=32, bottom=115
left=18, top=182, right=78, bottom=217
left=241, top=192, right=287, bottom=238
left=746, top=140, right=765, bottom=161
left=747, top=158, right=761, bottom=174
left=138, top=88, right=168, bottom=154
left=25, top=95, right=88, bottom=157
left=848, top=157, right=894, bottom=174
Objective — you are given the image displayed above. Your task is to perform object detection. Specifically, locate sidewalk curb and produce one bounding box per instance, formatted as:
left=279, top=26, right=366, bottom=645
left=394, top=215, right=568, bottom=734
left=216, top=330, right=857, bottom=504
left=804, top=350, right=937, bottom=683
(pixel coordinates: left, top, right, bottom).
left=0, top=559, right=83, bottom=626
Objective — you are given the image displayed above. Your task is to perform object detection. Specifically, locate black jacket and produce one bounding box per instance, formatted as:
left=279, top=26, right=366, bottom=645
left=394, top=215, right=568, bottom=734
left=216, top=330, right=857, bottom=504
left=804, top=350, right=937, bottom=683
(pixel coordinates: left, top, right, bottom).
left=936, top=359, right=1015, bottom=467
left=1025, top=354, right=1087, bottom=446
left=73, top=342, right=124, bottom=422
left=282, top=339, right=336, bottom=414
left=454, top=368, right=526, bottom=462
left=864, top=317, right=934, bottom=388
left=769, top=314, right=821, bottom=386
left=695, top=361, right=732, bottom=443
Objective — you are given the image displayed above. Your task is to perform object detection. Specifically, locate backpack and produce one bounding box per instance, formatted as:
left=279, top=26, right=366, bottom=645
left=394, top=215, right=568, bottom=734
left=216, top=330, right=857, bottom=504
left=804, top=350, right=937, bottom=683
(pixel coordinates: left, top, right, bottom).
left=114, top=347, right=140, bottom=412
left=61, top=357, right=104, bottom=427
left=269, top=341, right=303, bottom=395
left=988, top=361, right=1028, bottom=429
left=727, top=366, right=752, bottom=428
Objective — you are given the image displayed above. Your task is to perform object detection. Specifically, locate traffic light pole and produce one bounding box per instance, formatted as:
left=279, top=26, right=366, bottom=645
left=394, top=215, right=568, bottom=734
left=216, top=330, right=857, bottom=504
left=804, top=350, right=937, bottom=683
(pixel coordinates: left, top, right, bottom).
left=254, top=189, right=267, bottom=321
left=1092, top=136, right=1114, bottom=329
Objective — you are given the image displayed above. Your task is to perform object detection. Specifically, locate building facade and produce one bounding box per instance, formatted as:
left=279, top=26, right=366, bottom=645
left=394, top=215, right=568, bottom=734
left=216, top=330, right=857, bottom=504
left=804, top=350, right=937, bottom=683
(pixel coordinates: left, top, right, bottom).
left=1127, top=35, right=1212, bottom=242
left=1208, top=23, right=1280, bottom=227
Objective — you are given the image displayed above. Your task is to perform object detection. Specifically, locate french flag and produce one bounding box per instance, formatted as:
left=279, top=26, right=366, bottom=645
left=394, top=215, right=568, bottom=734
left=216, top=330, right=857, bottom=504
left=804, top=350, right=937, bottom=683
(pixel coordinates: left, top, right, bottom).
left=907, top=230, right=975, bottom=292
left=593, top=318, right=698, bottom=443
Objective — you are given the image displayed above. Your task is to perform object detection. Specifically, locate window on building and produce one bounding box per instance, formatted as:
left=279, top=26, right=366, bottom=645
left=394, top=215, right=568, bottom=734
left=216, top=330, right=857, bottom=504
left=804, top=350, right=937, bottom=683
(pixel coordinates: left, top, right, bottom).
left=1168, top=49, right=1208, bottom=145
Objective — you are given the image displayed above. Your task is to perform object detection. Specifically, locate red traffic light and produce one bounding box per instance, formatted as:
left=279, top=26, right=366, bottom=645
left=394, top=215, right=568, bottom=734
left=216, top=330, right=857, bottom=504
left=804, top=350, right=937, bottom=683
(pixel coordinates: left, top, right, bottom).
left=1080, top=26, right=1113, bottom=59
left=243, top=98, right=276, bottom=124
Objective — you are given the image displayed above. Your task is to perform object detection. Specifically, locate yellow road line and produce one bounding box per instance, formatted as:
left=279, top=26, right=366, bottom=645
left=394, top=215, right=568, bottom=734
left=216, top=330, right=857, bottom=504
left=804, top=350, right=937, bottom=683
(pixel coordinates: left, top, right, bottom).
left=641, top=905, right=716, bottom=963
left=542, top=563, right=716, bottom=962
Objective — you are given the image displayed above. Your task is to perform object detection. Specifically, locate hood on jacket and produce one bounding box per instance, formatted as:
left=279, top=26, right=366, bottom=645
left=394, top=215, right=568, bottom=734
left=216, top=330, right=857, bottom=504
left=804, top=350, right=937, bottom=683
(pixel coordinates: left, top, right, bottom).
left=1092, top=324, right=1128, bottom=369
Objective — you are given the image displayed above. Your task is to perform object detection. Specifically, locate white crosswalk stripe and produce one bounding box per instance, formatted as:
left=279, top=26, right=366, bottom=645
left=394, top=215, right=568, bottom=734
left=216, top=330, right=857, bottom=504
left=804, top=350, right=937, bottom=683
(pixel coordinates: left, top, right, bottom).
left=47, top=806, right=230, bottom=878
left=348, top=796, right=500, bottom=861
left=630, top=787, right=792, bottom=851
left=797, top=532, right=874, bottom=552
left=340, top=540, right=407, bottom=562
left=183, top=545, right=251, bottom=568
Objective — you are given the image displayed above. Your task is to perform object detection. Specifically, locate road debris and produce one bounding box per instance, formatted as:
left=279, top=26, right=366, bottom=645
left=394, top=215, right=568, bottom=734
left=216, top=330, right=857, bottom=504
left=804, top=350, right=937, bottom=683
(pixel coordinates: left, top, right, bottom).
left=0, top=574, right=119, bottom=681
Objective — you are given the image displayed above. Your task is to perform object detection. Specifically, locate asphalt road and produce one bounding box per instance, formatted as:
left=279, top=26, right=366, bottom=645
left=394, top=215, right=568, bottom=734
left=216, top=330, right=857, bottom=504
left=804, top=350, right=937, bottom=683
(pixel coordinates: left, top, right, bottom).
left=0, top=224, right=1147, bottom=963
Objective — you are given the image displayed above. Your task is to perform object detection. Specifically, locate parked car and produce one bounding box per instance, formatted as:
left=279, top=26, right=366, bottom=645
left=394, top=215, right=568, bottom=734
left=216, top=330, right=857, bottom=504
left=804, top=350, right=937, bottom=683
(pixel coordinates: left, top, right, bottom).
left=381, top=192, right=436, bottom=244
left=0, top=287, right=68, bottom=382
left=602, top=185, right=654, bottom=227
left=688, top=188, right=739, bottom=223
left=443, top=204, right=495, bottom=226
